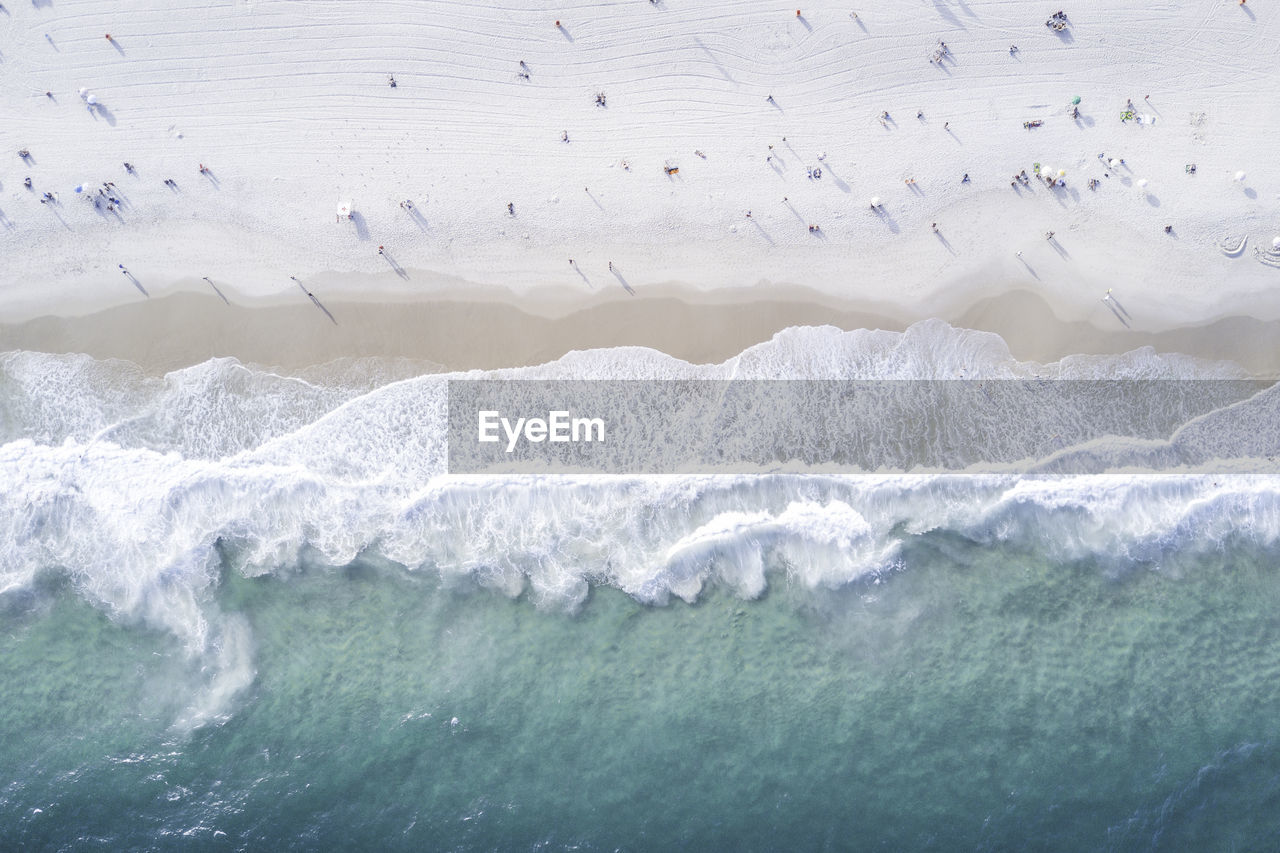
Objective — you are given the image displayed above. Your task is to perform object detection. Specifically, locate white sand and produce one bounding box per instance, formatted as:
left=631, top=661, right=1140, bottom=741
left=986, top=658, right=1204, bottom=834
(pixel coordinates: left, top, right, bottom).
left=2, top=0, right=1279, bottom=332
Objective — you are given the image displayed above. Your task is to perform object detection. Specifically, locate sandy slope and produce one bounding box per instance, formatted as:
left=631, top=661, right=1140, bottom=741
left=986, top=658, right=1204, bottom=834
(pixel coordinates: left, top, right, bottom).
left=1, top=0, right=1278, bottom=331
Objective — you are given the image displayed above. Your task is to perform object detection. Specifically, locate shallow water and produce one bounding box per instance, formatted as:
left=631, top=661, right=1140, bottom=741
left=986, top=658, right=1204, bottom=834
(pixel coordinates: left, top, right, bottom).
left=4, top=536, right=1280, bottom=850
left=3, top=324, right=1280, bottom=849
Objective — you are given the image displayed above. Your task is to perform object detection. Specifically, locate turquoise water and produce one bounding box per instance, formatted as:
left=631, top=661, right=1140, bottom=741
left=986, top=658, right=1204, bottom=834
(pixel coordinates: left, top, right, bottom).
left=4, top=341, right=1279, bottom=848
left=5, top=534, right=1280, bottom=850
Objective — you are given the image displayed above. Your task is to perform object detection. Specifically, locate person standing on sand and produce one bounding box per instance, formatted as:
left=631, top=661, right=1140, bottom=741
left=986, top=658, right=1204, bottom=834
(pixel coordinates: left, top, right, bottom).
left=608, top=262, right=614, bottom=272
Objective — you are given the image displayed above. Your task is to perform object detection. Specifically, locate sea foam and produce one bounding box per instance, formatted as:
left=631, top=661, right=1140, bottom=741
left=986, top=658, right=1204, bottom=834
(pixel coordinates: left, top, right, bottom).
left=2, top=321, right=1277, bottom=725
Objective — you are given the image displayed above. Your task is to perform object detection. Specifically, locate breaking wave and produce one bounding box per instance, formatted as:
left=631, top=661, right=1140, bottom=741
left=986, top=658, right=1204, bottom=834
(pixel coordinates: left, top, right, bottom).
left=2, top=320, right=1278, bottom=725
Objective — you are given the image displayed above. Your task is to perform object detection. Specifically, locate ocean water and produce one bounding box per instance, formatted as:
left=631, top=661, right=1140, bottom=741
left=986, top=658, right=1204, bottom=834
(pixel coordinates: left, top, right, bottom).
left=3, top=321, right=1280, bottom=850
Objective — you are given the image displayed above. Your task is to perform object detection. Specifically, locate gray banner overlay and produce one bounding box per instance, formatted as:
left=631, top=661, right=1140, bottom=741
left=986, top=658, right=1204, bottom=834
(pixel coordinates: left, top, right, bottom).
left=447, top=380, right=1280, bottom=474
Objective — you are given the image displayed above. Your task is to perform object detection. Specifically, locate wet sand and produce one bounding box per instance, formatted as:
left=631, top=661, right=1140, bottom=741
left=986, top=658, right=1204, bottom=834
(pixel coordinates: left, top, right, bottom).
left=3, top=287, right=1278, bottom=376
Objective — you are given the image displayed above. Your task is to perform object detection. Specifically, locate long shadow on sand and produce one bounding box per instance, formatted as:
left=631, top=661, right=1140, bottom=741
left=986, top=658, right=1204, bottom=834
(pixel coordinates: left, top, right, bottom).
left=406, top=206, right=428, bottom=231
left=350, top=211, right=371, bottom=241
left=822, top=163, right=852, bottom=193
left=1017, top=256, right=1040, bottom=280
left=123, top=272, right=148, bottom=297
left=611, top=268, right=635, bottom=295
left=91, top=103, right=118, bottom=127
left=294, top=279, right=338, bottom=325
left=693, top=37, right=735, bottom=84
left=874, top=206, right=899, bottom=234
left=748, top=218, right=775, bottom=246
left=203, top=277, right=231, bottom=305
left=931, top=0, right=966, bottom=29
left=381, top=250, right=410, bottom=280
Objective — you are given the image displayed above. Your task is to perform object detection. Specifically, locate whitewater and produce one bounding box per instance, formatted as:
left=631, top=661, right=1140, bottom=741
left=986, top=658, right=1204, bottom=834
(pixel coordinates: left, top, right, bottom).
left=3, top=321, right=1278, bottom=730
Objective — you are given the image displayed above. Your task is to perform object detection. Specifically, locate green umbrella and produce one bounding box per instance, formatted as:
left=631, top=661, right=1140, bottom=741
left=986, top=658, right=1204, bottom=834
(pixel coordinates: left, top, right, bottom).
left=1071, top=95, right=1081, bottom=105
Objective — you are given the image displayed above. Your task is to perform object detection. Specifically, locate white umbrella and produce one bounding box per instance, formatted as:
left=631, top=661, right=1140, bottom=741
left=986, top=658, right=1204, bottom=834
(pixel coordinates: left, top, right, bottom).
left=1273, top=236, right=1280, bottom=250
left=85, top=94, right=97, bottom=106
left=869, top=196, right=881, bottom=207
left=1109, top=158, right=1121, bottom=168
left=1137, top=178, right=1148, bottom=189
left=1234, top=170, right=1247, bottom=182
left=78, top=87, right=89, bottom=99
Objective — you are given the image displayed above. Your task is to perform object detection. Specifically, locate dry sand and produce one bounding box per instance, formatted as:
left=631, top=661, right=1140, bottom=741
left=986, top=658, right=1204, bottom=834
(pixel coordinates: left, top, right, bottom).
left=3, top=0, right=1280, bottom=340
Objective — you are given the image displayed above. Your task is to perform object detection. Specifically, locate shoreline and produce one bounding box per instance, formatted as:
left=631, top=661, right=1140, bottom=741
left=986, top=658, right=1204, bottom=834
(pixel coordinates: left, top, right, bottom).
left=4, top=287, right=1279, bottom=376
left=4, top=1, right=1279, bottom=341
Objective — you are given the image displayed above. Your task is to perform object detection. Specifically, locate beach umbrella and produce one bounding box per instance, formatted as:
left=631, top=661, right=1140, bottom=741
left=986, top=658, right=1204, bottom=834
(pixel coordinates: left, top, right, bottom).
left=85, top=94, right=97, bottom=106
left=1273, top=236, right=1280, bottom=250
left=1233, top=171, right=1247, bottom=182
left=1071, top=96, right=1081, bottom=105
left=1057, top=169, right=1066, bottom=177
left=1137, top=178, right=1148, bottom=189
left=78, top=87, right=88, bottom=99
left=74, top=184, right=85, bottom=193
left=870, top=196, right=881, bottom=207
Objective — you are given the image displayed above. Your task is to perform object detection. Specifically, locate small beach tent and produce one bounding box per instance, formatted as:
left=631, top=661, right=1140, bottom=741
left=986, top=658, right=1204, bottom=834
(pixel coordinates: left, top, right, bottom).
left=336, top=199, right=352, bottom=220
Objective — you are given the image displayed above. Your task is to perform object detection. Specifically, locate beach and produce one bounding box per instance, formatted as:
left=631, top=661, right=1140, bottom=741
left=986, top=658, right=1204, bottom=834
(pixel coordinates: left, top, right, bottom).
left=3, top=0, right=1279, bottom=350
left=6, top=2, right=1280, bottom=849
left=4, top=287, right=1280, bottom=374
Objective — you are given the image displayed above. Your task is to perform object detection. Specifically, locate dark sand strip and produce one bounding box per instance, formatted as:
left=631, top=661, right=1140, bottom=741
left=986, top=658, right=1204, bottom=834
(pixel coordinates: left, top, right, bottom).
left=2, top=288, right=1277, bottom=376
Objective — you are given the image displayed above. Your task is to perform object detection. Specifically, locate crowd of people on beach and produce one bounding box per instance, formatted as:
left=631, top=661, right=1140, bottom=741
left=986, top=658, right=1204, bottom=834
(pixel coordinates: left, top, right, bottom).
left=10, top=2, right=1265, bottom=324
